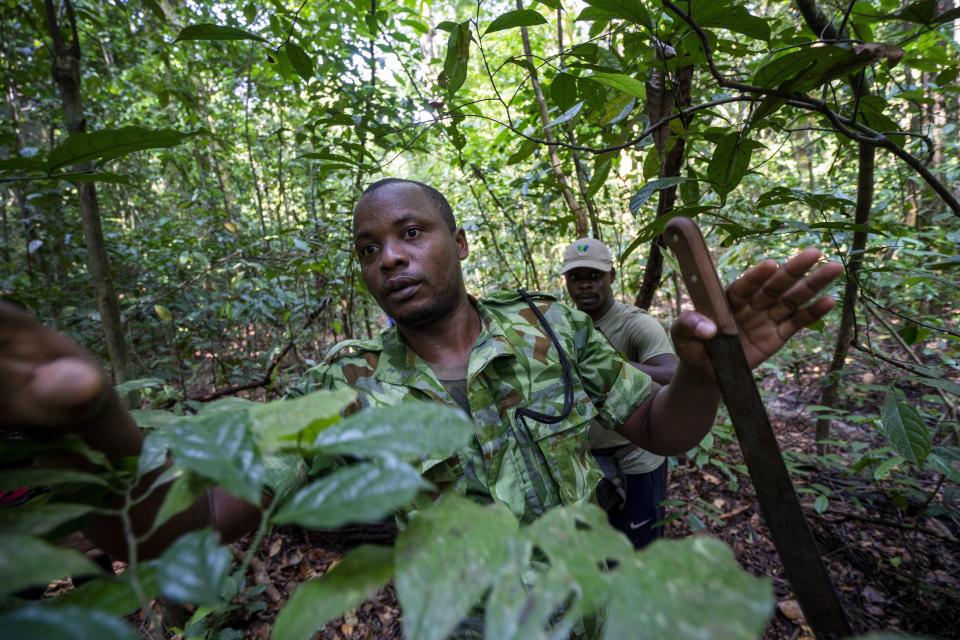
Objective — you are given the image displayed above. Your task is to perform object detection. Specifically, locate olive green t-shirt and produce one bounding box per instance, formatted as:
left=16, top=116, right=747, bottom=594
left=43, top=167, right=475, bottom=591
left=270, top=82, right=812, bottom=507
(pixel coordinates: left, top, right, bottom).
left=589, top=301, right=674, bottom=473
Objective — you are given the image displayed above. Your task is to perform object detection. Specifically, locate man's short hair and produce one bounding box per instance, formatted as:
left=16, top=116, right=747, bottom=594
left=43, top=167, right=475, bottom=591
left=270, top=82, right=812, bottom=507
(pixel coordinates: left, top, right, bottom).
left=361, top=178, right=456, bottom=233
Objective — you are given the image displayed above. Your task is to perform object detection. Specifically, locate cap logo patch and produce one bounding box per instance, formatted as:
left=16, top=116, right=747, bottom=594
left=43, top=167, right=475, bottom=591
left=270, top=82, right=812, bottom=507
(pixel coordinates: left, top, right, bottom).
left=576, top=244, right=590, bottom=254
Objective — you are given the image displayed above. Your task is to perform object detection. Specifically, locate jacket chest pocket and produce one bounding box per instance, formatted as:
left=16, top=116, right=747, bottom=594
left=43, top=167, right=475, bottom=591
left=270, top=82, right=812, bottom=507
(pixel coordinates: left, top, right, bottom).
left=513, top=381, right=601, bottom=507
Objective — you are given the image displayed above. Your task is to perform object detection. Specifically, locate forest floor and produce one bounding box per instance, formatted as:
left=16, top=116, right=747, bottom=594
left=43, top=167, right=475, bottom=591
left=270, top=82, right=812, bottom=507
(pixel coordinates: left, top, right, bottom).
left=136, top=376, right=959, bottom=640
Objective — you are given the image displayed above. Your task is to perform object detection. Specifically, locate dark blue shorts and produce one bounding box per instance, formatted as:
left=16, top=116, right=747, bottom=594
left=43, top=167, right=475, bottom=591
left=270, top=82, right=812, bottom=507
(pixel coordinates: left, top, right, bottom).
left=605, top=461, right=667, bottom=550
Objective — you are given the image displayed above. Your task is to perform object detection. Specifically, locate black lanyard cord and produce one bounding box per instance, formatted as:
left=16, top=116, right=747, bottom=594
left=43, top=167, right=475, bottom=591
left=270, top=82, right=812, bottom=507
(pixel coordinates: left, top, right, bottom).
left=516, top=289, right=574, bottom=425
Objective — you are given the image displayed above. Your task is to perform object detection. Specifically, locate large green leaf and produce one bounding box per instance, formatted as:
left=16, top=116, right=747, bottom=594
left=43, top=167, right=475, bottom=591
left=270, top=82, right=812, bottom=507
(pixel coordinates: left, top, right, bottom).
left=273, top=458, right=430, bottom=528
left=484, top=9, right=548, bottom=35
left=0, top=534, right=102, bottom=597
left=45, top=127, right=201, bottom=172
left=272, top=545, right=394, bottom=640
left=685, top=0, right=770, bottom=41
left=53, top=563, right=161, bottom=617
left=880, top=393, right=930, bottom=466
left=583, top=0, right=651, bottom=29
left=441, top=21, right=471, bottom=95
left=545, top=101, right=584, bottom=128
left=0, top=503, right=97, bottom=536
left=550, top=72, right=579, bottom=111
left=395, top=497, right=521, bottom=640
left=285, top=42, right=314, bottom=81
left=156, top=529, right=232, bottom=605
left=707, top=133, right=760, bottom=198
left=250, top=387, right=355, bottom=449
left=0, top=604, right=139, bottom=640
left=589, top=72, right=646, bottom=99
left=928, top=446, right=960, bottom=484
left=629, top=177, right=687, bottom=216
left=167, top=410, right=265, bottom=504
left=523, top=504, right=631, bottom=613
left=174, top=23, right=268, bottom=43
left=603, top=538, right=773, bottom=638
left=309, top=402, right=473, bottom=461
left=0, top=467, right=109, bottom=489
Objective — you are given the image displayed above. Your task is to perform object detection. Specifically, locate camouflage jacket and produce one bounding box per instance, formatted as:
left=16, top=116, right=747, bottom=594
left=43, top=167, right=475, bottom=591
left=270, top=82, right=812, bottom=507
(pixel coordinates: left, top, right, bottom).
left=287, top=291, right=652, bottom=524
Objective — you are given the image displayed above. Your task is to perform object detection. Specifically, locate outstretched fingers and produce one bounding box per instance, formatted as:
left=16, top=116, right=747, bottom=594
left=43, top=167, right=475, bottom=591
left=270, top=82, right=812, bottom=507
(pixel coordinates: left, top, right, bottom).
left=726, top=249, right=826, bottom=313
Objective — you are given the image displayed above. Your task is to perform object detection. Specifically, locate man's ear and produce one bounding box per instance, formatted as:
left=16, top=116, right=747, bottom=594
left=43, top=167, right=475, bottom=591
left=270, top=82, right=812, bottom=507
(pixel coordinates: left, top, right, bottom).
left=609, top=268, right=616, bottom=283
left=455, top=228, right=469, bottom=260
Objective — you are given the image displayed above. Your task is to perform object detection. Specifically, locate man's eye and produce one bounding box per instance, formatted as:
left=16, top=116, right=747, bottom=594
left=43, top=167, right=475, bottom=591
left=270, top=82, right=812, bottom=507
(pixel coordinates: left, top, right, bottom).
left=359, top=244, right=378, bottom=257
left=402, top=227, right=421, bottom=239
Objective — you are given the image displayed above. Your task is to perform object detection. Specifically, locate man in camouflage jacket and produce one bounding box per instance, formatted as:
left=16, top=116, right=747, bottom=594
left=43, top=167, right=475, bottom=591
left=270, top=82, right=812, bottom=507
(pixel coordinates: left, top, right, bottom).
left=0, top=177, right=843, bottom=560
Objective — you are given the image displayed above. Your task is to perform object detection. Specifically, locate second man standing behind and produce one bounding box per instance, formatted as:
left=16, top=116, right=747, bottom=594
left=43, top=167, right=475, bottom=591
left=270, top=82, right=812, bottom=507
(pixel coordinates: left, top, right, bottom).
left=560, top=238, right=678, bottom=549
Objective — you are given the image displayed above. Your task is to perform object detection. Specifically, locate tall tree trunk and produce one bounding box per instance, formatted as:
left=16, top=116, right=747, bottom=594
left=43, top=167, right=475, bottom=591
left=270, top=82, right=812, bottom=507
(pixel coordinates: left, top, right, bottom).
left=516, top=0, right=588, bottom=238
left=44, top=0, right=135, bottom=393
left=635, top=42, right=692, bottom=310
left=796, top=0, right=875, bottom=451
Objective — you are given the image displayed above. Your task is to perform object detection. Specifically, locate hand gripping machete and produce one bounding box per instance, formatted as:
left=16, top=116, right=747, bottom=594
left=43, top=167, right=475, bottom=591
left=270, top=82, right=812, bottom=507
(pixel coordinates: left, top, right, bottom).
left=664, top=217, right=851, bottom=640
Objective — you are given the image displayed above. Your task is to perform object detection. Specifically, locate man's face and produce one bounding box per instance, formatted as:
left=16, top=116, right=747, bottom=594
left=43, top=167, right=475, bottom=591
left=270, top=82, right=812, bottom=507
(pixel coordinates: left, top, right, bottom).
left=565, top=267, right=614, bottom=318
left=353, top=182, right=468, bottom=329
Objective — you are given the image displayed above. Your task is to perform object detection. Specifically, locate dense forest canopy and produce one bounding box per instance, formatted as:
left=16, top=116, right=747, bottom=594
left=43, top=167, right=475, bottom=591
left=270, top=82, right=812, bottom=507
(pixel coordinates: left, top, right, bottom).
left=1, top=0, right=958, bottom=638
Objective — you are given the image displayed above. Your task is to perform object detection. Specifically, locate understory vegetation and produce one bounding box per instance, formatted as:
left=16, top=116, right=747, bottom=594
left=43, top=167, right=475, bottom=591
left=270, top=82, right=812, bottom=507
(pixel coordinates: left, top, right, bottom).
left=1, top=0, right=958, bottom=638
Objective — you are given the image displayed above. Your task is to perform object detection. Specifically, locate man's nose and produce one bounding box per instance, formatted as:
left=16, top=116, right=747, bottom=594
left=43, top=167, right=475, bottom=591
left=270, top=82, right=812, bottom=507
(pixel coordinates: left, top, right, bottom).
left=380, top=238, right=407, bottom=270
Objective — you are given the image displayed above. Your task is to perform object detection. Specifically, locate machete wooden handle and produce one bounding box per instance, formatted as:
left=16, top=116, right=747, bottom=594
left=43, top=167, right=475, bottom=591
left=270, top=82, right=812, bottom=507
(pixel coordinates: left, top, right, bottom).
left=663, top=217, right=738, bottom=336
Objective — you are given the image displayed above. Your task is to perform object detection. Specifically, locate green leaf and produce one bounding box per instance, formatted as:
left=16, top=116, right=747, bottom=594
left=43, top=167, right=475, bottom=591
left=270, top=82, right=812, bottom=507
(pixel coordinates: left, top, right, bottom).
left=597, top=93, right=634, bottom=126
left=707, top=132, right=758, bottom=198
left=167, top=410, right=265, bottom=504
left=441, top=21, right=471, bottom=96
left=46, top=127, right=202, bottom=172
left=687, top=0, right=770, bottom=41
left=153, top=471, right=214, bottom=530
left=813, top=494, right=829, bottom=513
left=115, top=377, right=165, bottom=395
left=156, top=529, right=232, bottom=605
left=54, top=563, right=161, bottom=617
left=873, top=454, right=903, bottom=480
left=0, top=467, right=109, bottom=489
left=273, top=458, right=430, bottom=528
left=396, top=497, right=521, bottom=640
left=57, top=170, right=131, bottom=184
left=0, top=604, right=139, bottom=640
left=285, top=42, right=314, bottom=81
left=0, top=502, right=97, bottom=536
left=550, top=72, right=579, bottom=111
left=506, top=138, right=538, bottom=165
left=272, top=545, right=394, bottom=640
left=174, top=23, right=267, bottom=43
left=629, top=177, right=687, bottom=216
left=928, top=447, right=960, bottom=484
left=485, top=9, right=548, bottom=36
left=880, top=393, right=930, bottom=466
left=605, top=538, right=773, bottom=638
left=535, top=0, right=562, bottom=9
left=589, top=72, right=645, bottom=99
left=309, top=402, right=473, bottom=461
left=0, top=534, right=102, bottom=597
left=545, top=101, right=584, bottom=128
left=251, top=387, right=356, bottom=449
left=583, top=0, right=651, bottom=29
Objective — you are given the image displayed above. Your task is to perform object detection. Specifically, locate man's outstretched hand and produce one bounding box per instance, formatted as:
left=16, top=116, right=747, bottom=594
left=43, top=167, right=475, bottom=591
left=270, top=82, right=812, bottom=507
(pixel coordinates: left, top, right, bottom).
left=0, top=301, right=139, bottom=457
left=670, top=249, right=843, bottom=374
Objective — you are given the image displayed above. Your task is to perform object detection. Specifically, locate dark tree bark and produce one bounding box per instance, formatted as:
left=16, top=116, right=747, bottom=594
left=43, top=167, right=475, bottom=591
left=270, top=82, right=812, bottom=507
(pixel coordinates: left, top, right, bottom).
left=635, top=43, right=693, bottom=310
left=795, top=0, right=875, bottom=452
left=44, top=0, right=135, bottom=393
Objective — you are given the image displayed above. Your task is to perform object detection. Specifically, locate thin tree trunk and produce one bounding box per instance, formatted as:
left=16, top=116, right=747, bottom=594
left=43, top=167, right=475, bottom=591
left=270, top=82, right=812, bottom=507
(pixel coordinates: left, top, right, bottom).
left=636, top=46, right=692, bottom=310
left=44, top=0, right=135, bottom=392
left=516, top=0, right=588, bottom=238
left=244, top=43, right=267, bottom=236
left=795, top=0, right=876, bottom=451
